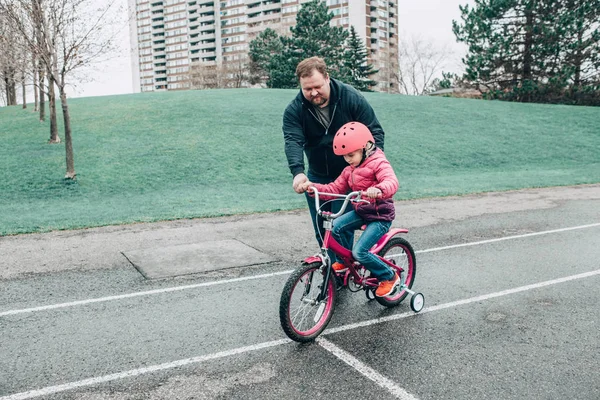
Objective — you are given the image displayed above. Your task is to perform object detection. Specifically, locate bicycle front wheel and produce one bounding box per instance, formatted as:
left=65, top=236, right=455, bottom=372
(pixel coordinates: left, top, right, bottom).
left=279, top=262, right=337, bottom=342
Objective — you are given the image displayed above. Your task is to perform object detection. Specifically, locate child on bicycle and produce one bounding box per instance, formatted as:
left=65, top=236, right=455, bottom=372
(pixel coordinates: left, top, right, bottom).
left=300, top=121, right=400, bottom=297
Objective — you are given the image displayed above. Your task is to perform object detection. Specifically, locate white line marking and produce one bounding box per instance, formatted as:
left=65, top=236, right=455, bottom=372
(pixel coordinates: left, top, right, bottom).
left=0, top=339, right=291, bottom=400
left=2, top=222, right=599, bottom=318
left=2, top=268, right=599, bottom=400
left=0, top=271, right=293, bottom=317
left=416, top=222, right=600, bottom=254
left=317, top=337, right=419, bottom=400
left=324, top=268, right=600, bottom=335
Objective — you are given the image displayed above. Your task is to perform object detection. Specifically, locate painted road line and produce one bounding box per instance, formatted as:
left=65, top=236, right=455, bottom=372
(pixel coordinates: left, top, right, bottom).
left=0, top=270, right=293, bottom=317
left=416, top=222, right=600, bottom=254
left=0, top=339, right=291, bottom=400
left=2, top=222, right=599, bottom=318
left=324, top=268, right=600, bottom=335
left=2, top=268, right=599, bottom=400
left=317, top=337, right=419, bottom=400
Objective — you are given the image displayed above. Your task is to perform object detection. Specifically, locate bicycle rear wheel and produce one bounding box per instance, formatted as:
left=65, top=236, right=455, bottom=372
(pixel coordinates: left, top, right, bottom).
left=375, top=236, right=416, bottom=307
left=279, top=262, right=337, bottom=342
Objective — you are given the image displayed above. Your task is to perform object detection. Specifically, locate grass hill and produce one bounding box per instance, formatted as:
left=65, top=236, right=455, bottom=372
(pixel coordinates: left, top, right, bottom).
left=1, top=89, right=599, bottom=235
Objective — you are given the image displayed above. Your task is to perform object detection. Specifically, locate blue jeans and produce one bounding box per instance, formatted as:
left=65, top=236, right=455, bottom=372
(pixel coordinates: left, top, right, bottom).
left=305, top=172, right=354, bottom=255
left=331, top=210, right=394, bottom=281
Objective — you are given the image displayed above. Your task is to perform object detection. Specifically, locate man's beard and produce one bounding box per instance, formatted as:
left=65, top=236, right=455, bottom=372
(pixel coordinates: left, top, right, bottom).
left=311, top=96, right=327, bottom=107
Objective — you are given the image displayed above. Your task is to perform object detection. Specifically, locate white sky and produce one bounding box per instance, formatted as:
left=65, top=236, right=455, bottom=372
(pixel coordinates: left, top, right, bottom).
left=68, top=0, right=474, bottom=99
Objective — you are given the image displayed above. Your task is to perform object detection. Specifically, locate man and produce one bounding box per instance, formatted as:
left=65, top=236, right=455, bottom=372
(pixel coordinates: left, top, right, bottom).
left=282, top=56, right=385, bottom=247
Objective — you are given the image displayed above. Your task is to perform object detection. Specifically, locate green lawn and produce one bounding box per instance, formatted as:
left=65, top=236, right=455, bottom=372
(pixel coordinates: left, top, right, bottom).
left=1, top=89, right=599, bottom=235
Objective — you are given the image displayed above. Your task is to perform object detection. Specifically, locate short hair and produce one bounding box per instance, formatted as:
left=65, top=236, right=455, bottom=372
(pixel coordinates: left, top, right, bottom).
left=296, top=57, right=328, bottom=80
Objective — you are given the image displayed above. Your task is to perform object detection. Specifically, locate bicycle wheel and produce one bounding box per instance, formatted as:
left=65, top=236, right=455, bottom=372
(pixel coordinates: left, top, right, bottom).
left=375, top=236, right=416, bottom=307
left=279, top=262, right=337, bottom=342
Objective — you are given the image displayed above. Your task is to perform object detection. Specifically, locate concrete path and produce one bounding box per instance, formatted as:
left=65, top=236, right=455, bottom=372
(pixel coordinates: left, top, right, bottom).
left=2, top=184, right=599, bottom=280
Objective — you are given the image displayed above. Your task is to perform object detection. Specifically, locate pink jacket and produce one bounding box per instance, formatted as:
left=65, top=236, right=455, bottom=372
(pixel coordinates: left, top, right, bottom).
left=312, top=148, right=399, bottom=221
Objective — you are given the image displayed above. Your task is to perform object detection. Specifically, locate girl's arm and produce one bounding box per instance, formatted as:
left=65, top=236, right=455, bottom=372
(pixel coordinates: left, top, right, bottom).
left=373, top=159, right=399, bottom=199
left=307, top=169, right=352, bottom=199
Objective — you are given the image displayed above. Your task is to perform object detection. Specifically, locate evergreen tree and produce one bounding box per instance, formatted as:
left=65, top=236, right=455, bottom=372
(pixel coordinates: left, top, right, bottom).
left=341, top=26, right=378, bottom=91
left=453, top=0, right=600, bottom=105
left=247, top=0, right=349, bottom=88
left=248, top=28, right=284, bottom=87
left=286, top=0, right=348, bottom=78
left=555, top=0, right=600, bottom=104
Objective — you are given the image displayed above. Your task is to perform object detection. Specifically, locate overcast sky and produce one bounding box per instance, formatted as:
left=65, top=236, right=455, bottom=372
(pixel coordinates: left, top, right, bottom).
left=67, top=0, right=473, bottom=99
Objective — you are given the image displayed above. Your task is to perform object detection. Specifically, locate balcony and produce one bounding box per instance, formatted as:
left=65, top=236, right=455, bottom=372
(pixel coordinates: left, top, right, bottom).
left=200, top=50, right=216, bottom=58
left=198, top=13, right=215, bottom=22
left=262, top=1, right=281, bottom=12
left=199, top=41, right=216, bottom=50
left=198, top=4, right=214, bottom=12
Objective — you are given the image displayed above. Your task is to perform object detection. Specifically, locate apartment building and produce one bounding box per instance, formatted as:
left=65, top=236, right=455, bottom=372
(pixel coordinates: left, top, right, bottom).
left=128, top=0, right=398, bottom=93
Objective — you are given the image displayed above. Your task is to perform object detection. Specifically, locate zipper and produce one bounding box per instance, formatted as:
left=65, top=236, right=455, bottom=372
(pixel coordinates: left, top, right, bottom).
left=307, top=108, right=327, bottom=130
left=327, top=103, right=338, bottom=135
left=306, top=99, right=339, bottom=177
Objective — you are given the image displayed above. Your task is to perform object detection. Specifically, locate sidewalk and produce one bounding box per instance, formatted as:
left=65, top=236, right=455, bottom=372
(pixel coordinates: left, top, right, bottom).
left=2, top=184, right=599, bottom=280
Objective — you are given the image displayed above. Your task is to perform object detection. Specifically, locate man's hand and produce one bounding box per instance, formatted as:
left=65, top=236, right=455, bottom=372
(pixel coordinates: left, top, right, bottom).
left=364, top=187, right=382, bottom=199
left=292, top=173, right=308, bottom=194
left=300, top=181, right=314, bottom=193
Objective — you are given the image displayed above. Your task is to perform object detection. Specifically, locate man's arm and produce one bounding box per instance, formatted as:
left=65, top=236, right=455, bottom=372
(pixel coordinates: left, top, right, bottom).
left=282, top=102, right=306, bottom=176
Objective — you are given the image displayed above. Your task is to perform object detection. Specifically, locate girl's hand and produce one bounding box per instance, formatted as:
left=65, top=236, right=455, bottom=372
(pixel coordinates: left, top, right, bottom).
left=365, top=187, right=382, bottom=199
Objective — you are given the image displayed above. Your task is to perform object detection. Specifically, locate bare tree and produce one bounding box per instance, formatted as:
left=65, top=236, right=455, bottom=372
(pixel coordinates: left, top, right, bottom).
left=189, top=62, right=222, bottom=89
left=190, top=58, right=250, bottom=89
left=1, top=0, right=123, bottom=179
left=32, top=49, right=39, bottom=111
left=397, top=35, right=455, bottom=95
left=225, top=57, right=249, bottom=88
left=0, top=15, right=18, bottom=106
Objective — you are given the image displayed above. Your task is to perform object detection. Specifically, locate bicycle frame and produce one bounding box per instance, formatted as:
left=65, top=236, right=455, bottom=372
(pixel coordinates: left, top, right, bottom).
left=306, top=187, right=408, bottom=293
left=280, top=188, right=423, bottom=343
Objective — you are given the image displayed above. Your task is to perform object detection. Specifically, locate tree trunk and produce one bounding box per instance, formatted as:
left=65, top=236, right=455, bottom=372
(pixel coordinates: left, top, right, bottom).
left=4, top=72, right=17, bottom=106
left=48, top=75, right=60, bottom=143
left=33, top=53, right=39, bottom=112
left=39, top=68, right=45, bottom=122
left=58, top=87, right=75, bottom=179
left=521, top=5, right=534, bottom=103
left=21, top=74, right=26, bottom=109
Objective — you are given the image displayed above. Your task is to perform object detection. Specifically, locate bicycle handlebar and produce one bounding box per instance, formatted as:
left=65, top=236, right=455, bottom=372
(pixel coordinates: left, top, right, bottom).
left=309, top=187, right=369, bottom=219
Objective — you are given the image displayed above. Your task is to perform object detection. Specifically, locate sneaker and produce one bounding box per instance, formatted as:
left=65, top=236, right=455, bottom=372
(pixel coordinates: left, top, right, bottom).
left=376, top=272, right=400, bottom=297
left=332, top=262, right=347, bottom=272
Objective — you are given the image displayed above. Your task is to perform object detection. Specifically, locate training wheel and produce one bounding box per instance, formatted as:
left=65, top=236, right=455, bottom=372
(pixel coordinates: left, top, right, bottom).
left=365, top=288, right=376, bottom=300
left=410, top=293, right=425, bottom=313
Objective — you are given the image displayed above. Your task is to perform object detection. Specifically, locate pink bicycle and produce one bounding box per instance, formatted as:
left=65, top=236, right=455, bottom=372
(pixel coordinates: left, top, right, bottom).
left=280, top=187, right=424, bottom=343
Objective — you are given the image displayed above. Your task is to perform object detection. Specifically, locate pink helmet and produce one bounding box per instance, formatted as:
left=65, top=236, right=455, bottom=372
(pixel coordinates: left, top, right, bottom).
left=333, top=122, right=374, bottom=156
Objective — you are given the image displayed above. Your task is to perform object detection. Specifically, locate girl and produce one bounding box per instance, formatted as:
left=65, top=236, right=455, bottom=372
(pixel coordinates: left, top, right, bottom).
left=301, top=121, right=400, bottom=297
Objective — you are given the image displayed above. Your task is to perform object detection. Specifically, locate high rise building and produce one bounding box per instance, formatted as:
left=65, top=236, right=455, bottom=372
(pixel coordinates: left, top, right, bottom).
left=128, top=0, right=398, bottom=93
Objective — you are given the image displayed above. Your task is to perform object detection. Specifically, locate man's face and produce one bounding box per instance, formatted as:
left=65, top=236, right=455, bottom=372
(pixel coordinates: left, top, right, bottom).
left=300, top=70, right=331, bottom=108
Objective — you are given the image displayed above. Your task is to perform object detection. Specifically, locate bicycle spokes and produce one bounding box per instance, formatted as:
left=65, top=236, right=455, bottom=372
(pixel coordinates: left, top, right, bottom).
left=279, top=262, right=337, bottom=342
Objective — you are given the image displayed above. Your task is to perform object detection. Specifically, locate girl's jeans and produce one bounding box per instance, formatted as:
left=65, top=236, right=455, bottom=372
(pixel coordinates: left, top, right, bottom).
left=331, top=210, right=394, bottom=281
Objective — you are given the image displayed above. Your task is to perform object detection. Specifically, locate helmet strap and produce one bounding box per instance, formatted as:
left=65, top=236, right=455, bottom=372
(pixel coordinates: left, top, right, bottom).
left=358, top=148, right=367, bottom=166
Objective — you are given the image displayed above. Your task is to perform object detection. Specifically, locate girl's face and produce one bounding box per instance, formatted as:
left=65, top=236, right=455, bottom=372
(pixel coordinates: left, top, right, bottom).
left=343, top=150, right=363, bottom=167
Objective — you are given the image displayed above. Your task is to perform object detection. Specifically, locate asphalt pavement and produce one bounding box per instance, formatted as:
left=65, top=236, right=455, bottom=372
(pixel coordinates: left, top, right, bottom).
left=1, top=184, right=599, bottom=400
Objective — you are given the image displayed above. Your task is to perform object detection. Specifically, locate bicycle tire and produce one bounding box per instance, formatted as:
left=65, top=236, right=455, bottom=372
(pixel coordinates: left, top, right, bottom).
left=279, top=262, right=337, bottom=342
left=375, top=236, right=417, bottom=307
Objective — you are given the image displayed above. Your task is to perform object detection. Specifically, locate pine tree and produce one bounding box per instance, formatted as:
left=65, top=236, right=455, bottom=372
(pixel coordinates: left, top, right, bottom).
left=274, top=0, right=349, bottom=88
left=248, top=28, right=284, bottom=87
left=341, top=26, right=378, bottom=91
left=453, top=0, right=600, bottom=105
